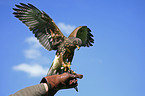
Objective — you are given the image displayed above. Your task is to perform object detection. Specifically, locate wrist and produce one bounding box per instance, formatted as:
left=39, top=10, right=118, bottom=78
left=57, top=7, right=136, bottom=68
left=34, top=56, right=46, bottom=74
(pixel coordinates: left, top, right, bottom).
left=43, top=83, right=48, bottom=92
left=41, top=76, right=59, bottom=96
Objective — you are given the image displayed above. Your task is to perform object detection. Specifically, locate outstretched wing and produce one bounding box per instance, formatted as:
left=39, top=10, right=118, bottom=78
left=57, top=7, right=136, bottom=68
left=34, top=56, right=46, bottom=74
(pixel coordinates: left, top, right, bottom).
left=13, top=3, right=65, bottom=51
left=69, top=26, right=94, bottom=47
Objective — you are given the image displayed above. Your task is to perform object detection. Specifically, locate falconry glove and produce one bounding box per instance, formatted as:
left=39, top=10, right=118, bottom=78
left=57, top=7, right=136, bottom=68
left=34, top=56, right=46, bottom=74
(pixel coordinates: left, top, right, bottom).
left=40, top=73, right=83, bottom=96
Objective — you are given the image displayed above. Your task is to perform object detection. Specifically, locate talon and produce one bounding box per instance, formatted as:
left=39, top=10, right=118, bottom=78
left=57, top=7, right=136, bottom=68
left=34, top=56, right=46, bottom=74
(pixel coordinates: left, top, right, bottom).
left=67, top=64, right=71, bottom=69
left=73, top=71, right=75, bottom=74
left=62, top=62, right=68, bottom=71
left=62, top=62, right=66, bottom=67
left=62, top=62, right=72, bottom=72
left=64, top=68, right=67, bottom=72
left=66, top=62, right=71, bottom=69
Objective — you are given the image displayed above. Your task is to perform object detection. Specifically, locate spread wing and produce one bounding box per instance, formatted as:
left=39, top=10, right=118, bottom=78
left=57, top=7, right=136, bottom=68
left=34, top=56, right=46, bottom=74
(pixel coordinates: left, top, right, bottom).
left=69, top=26, right=94, bottom=47
left=13, top=3, right=65, bottom=51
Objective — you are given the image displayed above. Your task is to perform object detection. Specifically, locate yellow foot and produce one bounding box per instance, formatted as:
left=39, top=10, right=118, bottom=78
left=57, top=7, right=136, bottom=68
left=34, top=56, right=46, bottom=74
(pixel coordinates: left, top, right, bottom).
left=66, top=62, right=71, bottom=69
left=62, top=63, right=67, bottom=71
left=62, top=62, right=71, bottom=72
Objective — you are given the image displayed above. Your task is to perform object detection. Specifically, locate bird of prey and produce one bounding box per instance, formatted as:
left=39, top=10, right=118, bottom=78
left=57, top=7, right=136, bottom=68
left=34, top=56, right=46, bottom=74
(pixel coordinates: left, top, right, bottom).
left=13, top=3, right=94, bottom=76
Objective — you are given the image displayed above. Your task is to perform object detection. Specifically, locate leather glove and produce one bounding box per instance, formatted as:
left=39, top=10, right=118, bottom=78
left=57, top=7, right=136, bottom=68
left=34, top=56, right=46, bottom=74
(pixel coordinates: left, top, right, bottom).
left=40, top=72, right=83, bottom=96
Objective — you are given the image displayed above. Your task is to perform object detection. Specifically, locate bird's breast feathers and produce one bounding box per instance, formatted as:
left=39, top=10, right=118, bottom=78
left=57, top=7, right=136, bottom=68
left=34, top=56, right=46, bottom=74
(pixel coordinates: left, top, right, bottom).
left=52, top=55, right=61, bottom=69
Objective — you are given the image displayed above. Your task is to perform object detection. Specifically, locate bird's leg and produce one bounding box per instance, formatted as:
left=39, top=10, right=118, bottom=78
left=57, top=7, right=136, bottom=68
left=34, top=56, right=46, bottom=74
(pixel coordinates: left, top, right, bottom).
left=59, top=53, right=68, bottom=72
left=66, top=53, right=74, bottom=71
left=63, top=63, right=68, bottom=72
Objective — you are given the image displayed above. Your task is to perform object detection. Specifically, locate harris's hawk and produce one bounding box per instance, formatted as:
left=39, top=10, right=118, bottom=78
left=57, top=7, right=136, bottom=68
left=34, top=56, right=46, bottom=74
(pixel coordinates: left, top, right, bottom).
left=13, top=3, right=94, bottom=75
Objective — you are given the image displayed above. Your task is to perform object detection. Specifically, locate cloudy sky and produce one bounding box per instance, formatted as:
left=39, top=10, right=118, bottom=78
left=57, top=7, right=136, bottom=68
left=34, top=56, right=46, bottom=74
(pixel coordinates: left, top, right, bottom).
left=1, top=0, right=145, bottom=96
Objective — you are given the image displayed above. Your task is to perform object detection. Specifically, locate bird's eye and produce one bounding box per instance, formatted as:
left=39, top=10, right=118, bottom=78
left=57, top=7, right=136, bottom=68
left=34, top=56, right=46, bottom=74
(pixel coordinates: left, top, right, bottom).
left=73, top=40, right=77, bottom=44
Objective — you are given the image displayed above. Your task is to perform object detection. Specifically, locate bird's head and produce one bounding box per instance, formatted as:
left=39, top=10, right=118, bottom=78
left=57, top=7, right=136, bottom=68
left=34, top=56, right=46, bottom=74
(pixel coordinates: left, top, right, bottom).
left=66, top=37, right=82, bottom=51
left=72, top=38, right=82, bottom=50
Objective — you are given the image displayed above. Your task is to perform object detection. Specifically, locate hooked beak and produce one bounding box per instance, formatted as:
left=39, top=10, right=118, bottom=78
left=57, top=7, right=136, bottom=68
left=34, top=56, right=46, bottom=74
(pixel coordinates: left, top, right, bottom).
left=76, top=45, right=80, bottom=50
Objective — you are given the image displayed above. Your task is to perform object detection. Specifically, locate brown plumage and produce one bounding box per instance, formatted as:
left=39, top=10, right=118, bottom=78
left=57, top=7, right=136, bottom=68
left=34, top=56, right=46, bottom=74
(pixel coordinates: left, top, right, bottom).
left=13, top=3, right=94, bottom=75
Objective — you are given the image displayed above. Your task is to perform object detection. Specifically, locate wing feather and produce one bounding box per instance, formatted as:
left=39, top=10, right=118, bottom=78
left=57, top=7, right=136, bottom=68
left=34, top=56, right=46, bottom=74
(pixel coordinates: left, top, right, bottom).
left=69, top=26, right=94, bottom=47
left=13, top=3, right=64, bottom=51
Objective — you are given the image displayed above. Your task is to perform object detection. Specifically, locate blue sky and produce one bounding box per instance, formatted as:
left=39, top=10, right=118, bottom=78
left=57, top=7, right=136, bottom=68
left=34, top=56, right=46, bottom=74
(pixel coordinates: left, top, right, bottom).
left=0, top=0, right=145, bottom=96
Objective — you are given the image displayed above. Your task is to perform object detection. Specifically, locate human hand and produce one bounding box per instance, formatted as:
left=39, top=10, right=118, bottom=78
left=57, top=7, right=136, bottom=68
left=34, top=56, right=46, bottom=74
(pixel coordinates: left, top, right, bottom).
left=41, top=73, right=83, bottom=96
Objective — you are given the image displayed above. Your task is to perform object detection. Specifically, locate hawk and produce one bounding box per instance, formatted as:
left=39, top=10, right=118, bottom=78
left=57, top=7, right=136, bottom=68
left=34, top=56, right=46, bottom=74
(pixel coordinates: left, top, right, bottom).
left=13, top=3, right=94, bottom=75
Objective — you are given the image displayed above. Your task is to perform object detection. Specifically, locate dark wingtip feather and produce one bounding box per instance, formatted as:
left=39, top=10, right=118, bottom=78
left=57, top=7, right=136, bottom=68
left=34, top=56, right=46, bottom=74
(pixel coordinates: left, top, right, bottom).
left=13, top=8, right=17, bottom=11
left=20, top=3, right=25, bottom=5
left=28, top=3, right=37, bottom=9
left=88, top=41, right=93, bottom=46
left=86, top=43, right=89, bottom=47
left=87, top=27, right=94, bottom=47
left=20, top=3, right=30, bottom=8
left=88, top=28, right=91, bottom=32
left=27, top=3, right=33, bottom=6
left=14, top=4, right=17, bottom=6
left=15, top=4, right=20, bottom=8
left=90, top=40, right=94, bottom=43
left=13, top=8, right=22, bottom=11
left=13, top=12, right=17, bottom=15
left=88, top=33, right=94, bottom=37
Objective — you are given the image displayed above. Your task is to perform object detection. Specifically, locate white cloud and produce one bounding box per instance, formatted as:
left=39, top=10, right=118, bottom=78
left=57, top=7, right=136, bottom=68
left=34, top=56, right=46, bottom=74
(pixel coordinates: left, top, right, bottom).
left=13, top=36, right=50, bottom=77
left=13, top=63, right=48, bottom=77
left=24, top=49, right=41, bottom=59
left=25, top=36, right=41, bottom=48
left=24, top=37, right=41, bottom=59
left=57, top=22, right=76, bottom=34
